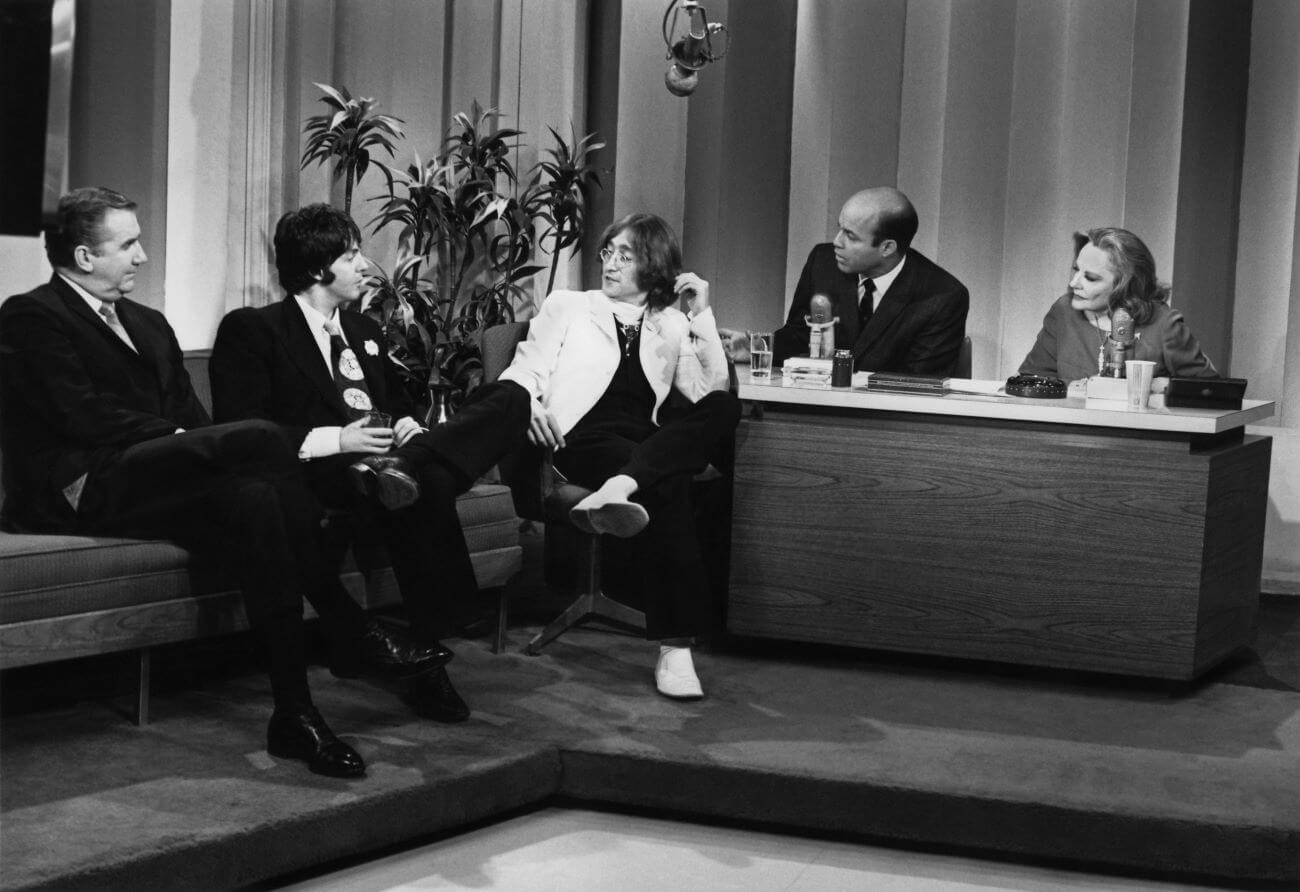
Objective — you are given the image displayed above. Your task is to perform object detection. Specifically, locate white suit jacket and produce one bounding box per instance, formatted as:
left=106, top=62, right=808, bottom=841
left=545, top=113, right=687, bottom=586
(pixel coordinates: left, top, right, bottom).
left=499, top=289, right=729, bottom=435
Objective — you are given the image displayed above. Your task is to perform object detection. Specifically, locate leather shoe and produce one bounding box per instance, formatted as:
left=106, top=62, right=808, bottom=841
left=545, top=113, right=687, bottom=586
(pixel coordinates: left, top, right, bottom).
left=405, top=667, right=470, bottom=723
left=348, top=455, right=421, bottom=510
left=332, top=620, right=453, bottom=680
left=266, top=706, right=366, bottom=778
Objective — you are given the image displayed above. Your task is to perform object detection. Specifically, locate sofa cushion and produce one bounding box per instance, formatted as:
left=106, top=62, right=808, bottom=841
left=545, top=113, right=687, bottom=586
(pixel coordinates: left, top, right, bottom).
left=0, top=483, right=522, bottom=625
left=0, top=534, right=202, bottom=623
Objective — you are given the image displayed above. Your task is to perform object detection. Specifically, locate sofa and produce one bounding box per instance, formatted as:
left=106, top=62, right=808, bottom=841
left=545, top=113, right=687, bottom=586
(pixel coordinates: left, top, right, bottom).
left=0, top=351, right=523, bottom=721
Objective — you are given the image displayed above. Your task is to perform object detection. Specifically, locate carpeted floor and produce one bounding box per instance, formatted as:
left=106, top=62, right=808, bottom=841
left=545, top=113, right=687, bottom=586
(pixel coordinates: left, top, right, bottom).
left=1, top=594, right=1297, bottom=890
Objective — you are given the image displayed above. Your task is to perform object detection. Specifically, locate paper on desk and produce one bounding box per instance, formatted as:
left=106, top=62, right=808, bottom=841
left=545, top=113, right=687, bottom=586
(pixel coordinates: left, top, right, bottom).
left=1085, top=394, right=1168, bottom=412
left=944, top=378, right=1006, bottom=396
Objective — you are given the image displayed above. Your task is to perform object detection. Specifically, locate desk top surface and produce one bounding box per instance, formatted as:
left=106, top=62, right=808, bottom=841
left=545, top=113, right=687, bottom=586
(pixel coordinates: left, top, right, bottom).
left=737, top=371, right=1275, bottom=434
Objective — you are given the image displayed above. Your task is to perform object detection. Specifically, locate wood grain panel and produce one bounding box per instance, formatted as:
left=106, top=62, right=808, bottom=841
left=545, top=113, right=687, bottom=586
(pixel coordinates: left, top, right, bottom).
left=728, top=407, right=1269, bottom=679
left=0, top=593, right=250, bottom=669
left=1192, top=435, right=1271, bottom=673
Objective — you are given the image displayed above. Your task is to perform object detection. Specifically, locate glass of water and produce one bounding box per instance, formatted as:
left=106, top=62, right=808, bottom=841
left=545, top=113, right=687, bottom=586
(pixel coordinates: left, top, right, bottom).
left=747, top=331, right=773, bottom=380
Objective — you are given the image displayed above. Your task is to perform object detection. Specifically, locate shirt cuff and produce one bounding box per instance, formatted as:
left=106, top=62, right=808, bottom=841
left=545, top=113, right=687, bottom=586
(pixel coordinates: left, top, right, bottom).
left=299, top=426, right=343, bottom=461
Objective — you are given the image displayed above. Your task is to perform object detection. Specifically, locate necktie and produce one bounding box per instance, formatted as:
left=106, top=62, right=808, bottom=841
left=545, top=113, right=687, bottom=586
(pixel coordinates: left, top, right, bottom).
left=98, top=303, right=137, bottom=352
left=857, top=277, right=875, bottom=324
left=323, top=319, right=374, bottom=420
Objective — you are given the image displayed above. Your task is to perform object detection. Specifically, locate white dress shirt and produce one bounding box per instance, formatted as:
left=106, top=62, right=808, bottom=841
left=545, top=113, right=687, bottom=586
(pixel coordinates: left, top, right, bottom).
left=861, top=253, right=907, bottom=314
left=293, top=295, right=345, bottom=459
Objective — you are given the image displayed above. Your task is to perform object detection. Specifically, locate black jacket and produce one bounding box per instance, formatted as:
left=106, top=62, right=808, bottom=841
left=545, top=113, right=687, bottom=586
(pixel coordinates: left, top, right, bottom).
left=773, top=243, right=969, bottom=375
left=0, top=276, right=208, bottom=531
left=209, top=297, right=415, bottom=437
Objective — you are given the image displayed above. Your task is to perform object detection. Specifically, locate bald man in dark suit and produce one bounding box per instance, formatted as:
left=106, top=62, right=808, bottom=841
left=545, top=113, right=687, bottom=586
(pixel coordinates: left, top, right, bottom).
left=769, top=187, right=969, bottom=375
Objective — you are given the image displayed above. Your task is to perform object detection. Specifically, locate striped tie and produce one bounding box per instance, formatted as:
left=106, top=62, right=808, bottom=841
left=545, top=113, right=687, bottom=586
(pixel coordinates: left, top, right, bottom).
left=98, top=303, right=137, bottom=352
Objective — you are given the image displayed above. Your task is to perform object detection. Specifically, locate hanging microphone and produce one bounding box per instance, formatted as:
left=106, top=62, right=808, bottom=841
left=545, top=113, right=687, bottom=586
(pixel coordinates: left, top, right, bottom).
left=1101, top=307, right=1135, bottom=377
left=805, top=294, right=838, bottom=359
left=662, top=0, right=729, bottom=97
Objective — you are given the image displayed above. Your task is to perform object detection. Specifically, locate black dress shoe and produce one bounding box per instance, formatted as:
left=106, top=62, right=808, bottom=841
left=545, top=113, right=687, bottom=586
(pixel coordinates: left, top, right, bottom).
left=348, top=455, right=421, bottom=510
left=406, top=667, right=470, bottom=723
left=332, top=620, right=453, bottom=680
left=266, top=706, right=366, bottom=778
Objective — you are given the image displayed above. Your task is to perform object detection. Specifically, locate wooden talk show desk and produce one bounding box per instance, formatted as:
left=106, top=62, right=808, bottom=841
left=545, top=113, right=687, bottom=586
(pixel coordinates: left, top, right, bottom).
left=727, top=372, right=1275, bottom=681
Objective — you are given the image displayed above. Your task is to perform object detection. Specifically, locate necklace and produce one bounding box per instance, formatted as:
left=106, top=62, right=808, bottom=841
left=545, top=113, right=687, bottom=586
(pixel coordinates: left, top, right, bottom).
left=617, top=318, right=641, bottom=356
left=1086, top=311, right=1110, bottom=374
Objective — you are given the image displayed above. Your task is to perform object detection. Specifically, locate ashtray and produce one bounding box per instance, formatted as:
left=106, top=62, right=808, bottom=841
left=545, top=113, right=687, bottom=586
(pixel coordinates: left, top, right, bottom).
left=1005, top=374, right=1067, bottom=399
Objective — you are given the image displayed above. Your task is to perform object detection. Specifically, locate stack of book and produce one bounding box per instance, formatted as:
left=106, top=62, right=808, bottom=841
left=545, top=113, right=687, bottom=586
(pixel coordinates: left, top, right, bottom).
left=864, top=372, right=949, bottom=395
left=780, top=357, right=832, bottom=387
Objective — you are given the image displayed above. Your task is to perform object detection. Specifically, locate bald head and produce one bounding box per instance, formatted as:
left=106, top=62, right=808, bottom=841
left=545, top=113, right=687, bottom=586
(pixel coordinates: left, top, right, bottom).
left=832, top=187, right=919, bottom=276
left=843, top=188, right=917, bottom=248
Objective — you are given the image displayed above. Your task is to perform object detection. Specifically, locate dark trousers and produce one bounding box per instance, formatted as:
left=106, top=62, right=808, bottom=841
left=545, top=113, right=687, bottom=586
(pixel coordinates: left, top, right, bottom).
left=552, top=390, right=741, bottom=640
left=78, top=420, right=338, bottom=709
left=307, top=381, right=531, bottom=643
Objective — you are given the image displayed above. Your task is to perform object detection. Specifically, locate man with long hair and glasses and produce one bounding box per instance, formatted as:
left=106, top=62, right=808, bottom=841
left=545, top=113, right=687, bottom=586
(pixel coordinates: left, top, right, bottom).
left=500, top=213, right=740, bottom=699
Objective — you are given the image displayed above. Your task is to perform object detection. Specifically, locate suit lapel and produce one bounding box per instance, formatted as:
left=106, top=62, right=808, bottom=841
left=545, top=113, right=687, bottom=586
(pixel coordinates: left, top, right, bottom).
left=110, top=299, right=163, bottom=364
left=852, top=260, right=914, bottom=360
left=280, top=298, right=346, bottom=412
left=586, top=291, right=618, bottom=346
left=53, top=280, right=148, bottom=362
left=639, top=308, right=673, bottom=403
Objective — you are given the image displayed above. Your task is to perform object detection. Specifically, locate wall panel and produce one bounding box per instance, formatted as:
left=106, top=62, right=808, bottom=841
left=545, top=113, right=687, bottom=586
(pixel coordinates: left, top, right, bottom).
left=1170, top=0, right=1253, bottom=374
left=70, top=0, right=170, bottom=313
left=707, top=0, right=796, bottom=329
left=165, top=0, right=234, bottom=345
left=788, top=0, right=905, bottom=309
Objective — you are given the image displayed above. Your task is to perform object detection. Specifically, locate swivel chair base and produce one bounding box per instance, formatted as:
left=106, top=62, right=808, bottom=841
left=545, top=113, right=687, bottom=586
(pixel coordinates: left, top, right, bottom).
left=524, top=528, right=645, bottom=655
left=525, top=590, right=646, bottom=655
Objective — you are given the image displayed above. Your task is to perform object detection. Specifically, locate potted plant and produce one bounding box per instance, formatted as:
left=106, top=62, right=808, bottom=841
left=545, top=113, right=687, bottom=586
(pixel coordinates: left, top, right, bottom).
left=524, top=124, right=606, bottom=294
left=300, top=83, right=405, bottom=215
left=301, top=88, right=605, bottom=418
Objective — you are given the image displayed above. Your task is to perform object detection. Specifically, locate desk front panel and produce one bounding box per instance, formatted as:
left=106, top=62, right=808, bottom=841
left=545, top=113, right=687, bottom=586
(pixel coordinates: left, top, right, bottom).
left=727, top=405, right=1270, bottom=679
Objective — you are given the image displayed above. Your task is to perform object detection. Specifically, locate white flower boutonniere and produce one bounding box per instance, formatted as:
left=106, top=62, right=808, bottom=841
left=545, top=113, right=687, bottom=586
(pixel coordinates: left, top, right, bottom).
left=364, top=340, right=380, bottom=356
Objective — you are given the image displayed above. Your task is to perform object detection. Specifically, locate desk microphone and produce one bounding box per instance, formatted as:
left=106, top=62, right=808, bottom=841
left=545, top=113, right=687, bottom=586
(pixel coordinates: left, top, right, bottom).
left=1101, top=307, right=1135, bottom=377
left=806, top=294, right=837, bottom=359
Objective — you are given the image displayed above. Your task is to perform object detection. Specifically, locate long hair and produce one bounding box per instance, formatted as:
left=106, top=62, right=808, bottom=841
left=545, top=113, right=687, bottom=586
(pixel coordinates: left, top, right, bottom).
left=44, top=187, right=137, bottom=270
left=1081, top=227, right=1171, bottom=327
left=274, top=203, right=362, bottom=295
left=599, top=213, right=681, bottom=310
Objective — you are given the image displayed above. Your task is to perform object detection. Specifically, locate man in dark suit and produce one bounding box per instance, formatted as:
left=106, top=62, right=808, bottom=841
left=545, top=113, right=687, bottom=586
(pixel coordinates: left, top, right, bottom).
left=767, top=187, right=969, bottom=375
left=209, top=204, right=530, bottom=723
left=0, top=188, right=444, bottom=779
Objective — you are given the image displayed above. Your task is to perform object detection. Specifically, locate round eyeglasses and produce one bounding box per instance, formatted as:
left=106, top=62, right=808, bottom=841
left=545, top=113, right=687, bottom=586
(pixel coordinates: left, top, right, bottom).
left=598, top=248, right=636, bottom=268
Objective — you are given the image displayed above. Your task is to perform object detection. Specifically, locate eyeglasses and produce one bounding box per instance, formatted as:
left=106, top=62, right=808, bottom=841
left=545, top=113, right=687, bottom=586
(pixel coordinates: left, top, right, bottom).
left=598, top=248, right=636, bottom=268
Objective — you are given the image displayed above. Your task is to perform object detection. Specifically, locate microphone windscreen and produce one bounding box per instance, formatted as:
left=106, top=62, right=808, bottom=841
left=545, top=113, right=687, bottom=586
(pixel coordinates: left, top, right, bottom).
left=1111, top=307, right=1135, bottom=345
left=809, top=295, right=833, bottom=324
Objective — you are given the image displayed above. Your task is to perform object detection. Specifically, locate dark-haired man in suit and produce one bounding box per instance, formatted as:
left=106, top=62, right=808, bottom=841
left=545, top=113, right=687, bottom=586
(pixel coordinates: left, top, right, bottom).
left=732, top=187, right=969, bottom=375
left=209, top=203, right=531, bottom=723
left=0, top=187, right=443, bottom=779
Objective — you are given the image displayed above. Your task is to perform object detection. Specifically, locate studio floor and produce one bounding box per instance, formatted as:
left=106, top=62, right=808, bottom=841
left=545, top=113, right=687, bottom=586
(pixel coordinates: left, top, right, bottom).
left=277, top=806, right=1247, bottom=891
left=2, top=593, right=1298, bottom=890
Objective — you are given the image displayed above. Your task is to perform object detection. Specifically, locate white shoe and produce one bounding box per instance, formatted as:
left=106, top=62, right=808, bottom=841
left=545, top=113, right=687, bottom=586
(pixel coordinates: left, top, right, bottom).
left=569, top=494, right=649, bottom=538
left=655, top=646, right=703, bottom=699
